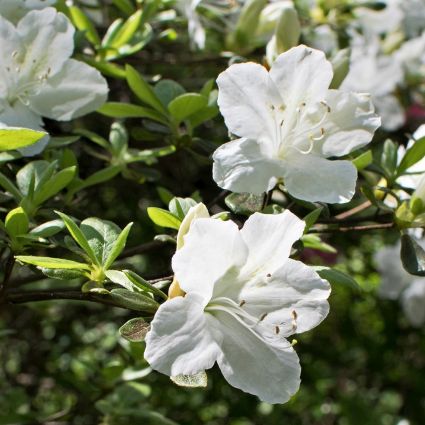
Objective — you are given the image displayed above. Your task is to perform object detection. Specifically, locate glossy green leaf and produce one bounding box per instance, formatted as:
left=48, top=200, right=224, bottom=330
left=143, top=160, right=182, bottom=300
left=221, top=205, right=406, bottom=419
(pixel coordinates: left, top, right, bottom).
left=109, top=288, right=159, bottom=312
left=168, top=93, right=208, bottom=123
left=56, top=212, right=99, bottom=266
left=126, top=64, right=168, bottom=115
left=154, top=80, right=185, bottom=107
left=400, top=233, right=425, bottom=276
left=316, top=267, right=361, bottom=290
left=80, top=218, right=122, bottom=266
left=109, top=9, right=143, bottom=48
left=69, top=6, right=101, bottom=45
left=16, top=255, right=91, bottom=270
left=98, top=102, right=168, bottom=124
left=353, top=150, right=373, bottom=171
left=119, top=317, right=150, bottom=342
left=5, top=207, right=29, bottom=237
left=397, top=136, right=425, bottom=176
left=303, top=207, right=323, bottom=233
left=0, top=127, right=46, bottom=151
left=34, top=166, right=76, bottom=205
left=103, top=222, right=133, bottom=269
left=147, top=207, right=181, bottom=230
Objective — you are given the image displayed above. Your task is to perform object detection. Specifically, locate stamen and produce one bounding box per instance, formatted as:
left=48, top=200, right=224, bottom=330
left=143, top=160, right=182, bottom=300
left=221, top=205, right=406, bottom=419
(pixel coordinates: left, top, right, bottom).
left=275, top=326, right=280, bottom=334
left=259, top=313, right=268, bottom=322
left=239, top=300, right=246, bottom=307
left=291, top=310, right=298, bottom=332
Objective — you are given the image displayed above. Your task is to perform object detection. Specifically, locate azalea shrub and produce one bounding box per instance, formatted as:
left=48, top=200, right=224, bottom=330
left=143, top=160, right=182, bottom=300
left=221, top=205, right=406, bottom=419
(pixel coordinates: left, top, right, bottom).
left=0, top=0, right=425, bottom=424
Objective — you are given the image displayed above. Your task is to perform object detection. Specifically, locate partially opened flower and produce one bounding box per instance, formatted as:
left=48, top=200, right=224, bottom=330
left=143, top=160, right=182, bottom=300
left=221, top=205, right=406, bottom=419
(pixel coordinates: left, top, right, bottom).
left=0, top=8, right=108, bottom=155
left=213, top=45, right=380, bottom=203
left=145, top=210, right=331, bottom=403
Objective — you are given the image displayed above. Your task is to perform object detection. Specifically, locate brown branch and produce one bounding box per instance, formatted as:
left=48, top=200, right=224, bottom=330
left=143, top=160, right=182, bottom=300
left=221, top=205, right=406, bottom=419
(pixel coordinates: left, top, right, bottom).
left=310, top=222, right=394, bottom=234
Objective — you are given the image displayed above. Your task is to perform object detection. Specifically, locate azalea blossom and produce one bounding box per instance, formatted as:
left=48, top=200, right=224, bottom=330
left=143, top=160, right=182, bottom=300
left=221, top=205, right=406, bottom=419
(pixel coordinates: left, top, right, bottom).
left=0, top=0, right=56, bottom=24
left=213, top=45, right=380, bottom=203
left=375, top=240, right=425, bottom=327
left=145, top=210, right=331, bottom=403
left=0, top=8, right=108, bottom=155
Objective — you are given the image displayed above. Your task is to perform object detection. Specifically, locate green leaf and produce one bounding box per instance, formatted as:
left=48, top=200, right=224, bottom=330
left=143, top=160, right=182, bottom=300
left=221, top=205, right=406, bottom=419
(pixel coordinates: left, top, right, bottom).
left=352, top=150, right=373, bottom=170
left=171, top=371, right=208, bottom=388
left=0, top=172, right=21, bottom=201
left=302, top=234, right=337, bottom=253
left=56, top=212, right=100, bottom=266
left=16, top=160, right=53, bottom=196
left=303, top=207, right=323, bottom=233
left=15, top=256, right=91, bottom=270
left=106, top=270, right=135, bottom=291
left=125, top=65, right=169, bottom=115
left=119, top=317, right=150, bottom=342
left=109, top=9, right=143, bottom=48
left=75, top=129, right=110, bottom=150
left=157, top=187, right=174, bottom=205
left=168, top=93, right=208, bottom=123
left=225, top=192, right=264, bottom=216
left=80, top=218, right=122, bottom=266
left=168, top=197, right=197, bottom=221
left=109, top=288, right=159, bottom=312
left=112, top=0, right=135, bottom=14
left=381, top=139, right=398, bottom=179
left=68, top=165, right=122, bottom=197
left=400, top=233, right=425, bottom=276
left=83, top=57, right=127, bottom=79
left=69, top=6, right=101, bottom=45
left=40, top=268, right=86, bottom=280
left=0, top=127, right=46, bottom=151
left=316, top=267, right=361, bottom=290
left=330, top=48, right=350, bottom=89
left=98, top=102, right=168, bottom=124
left=124, top=270, right=168, bottom=300
left=5, top=207, right=29, bottom=236
left=103, top=222, right=133, bottom=269
left=397, top=136, right=425, bottom=176
left=34, top=166, right=76, bottom=205
left=154, top=80, right=185, bottom=107
left=147, top=207, right=181, bottom=230
left=30, top=219, right=65, bottom=238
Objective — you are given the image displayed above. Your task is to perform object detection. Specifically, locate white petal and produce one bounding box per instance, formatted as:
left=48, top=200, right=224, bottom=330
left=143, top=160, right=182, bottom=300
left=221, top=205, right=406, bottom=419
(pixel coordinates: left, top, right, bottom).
left=240, top=210, right=305, bottom=277
left=17, top=8, right=74, bottom=80
left=401, top=279, right=425, bottom=327
left=172, top=218, right=248, bottom=305
left=214, top=308, right=301, bottom=404
left=0, top=15, right=21, bottom=99
left=373, top=95, right=405, bottom=131
left=270, top=45, right=333, bottom=108
left=375, top=243, right=412, bottom=300
left=144, top=293, right=221, bottom=376
left=217, top=62, right=283, bottom=141
left=176, top=202, right=209, bottom=249
left=318, top=90, right=381, bottom=157
left=212, top=137, right=284, bottom=194
left=282, top=152, right=357, bottom=203
left=29, top=59, right=108, bottom=121
left=240, top=258, right=331, bottom=336
left=0, top=102, right=48, bottom=156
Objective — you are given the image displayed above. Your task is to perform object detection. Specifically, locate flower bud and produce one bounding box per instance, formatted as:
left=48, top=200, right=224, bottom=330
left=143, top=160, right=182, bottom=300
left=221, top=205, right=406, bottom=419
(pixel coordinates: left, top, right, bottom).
left=330, top=48, right=350, bottom=89
left=266, top=5, right=301, bottom=64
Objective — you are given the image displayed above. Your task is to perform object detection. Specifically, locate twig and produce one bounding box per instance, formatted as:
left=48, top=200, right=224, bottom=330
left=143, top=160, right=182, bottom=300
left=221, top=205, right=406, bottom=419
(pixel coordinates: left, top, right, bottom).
left=310, top=222, right=394, bottom=234
left=334, top=201, right=372, bottom=220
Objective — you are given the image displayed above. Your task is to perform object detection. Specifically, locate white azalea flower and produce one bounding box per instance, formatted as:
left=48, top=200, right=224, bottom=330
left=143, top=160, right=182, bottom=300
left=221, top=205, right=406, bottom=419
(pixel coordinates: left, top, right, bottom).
left=0, top=0, right=56, bottom=24
left=145, top=210, right=331, bottom=403
left=0, top=8, right=108, bottom=155
left=375, top=240, right=425, bottom=327
left=212, top=45, right=380, bottom=203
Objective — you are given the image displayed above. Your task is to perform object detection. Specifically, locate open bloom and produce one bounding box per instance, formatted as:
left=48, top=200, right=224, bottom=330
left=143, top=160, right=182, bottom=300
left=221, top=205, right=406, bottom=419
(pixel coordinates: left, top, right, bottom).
left=213, top=45, right=380, bottom=203
left=0, top=8, right=108, bottom=155
left=145, top=210, right=331, bottom=403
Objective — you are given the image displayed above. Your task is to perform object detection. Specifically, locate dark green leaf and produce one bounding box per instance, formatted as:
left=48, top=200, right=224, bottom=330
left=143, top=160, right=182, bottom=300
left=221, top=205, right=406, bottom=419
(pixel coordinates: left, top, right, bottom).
left=119, top=317, right=150, bottom=342
left=400, top=233, right=425, bottom=276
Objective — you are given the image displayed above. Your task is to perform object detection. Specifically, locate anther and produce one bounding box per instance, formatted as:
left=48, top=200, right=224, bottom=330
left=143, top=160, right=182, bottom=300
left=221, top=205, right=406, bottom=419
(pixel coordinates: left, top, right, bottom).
left=275, top=326, right=280, bottom=334
left=260, top=313, right=268, bottom=322
left=239, top=300, right=246, bottom=307
left=266, top=273, right=271, bottom=278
